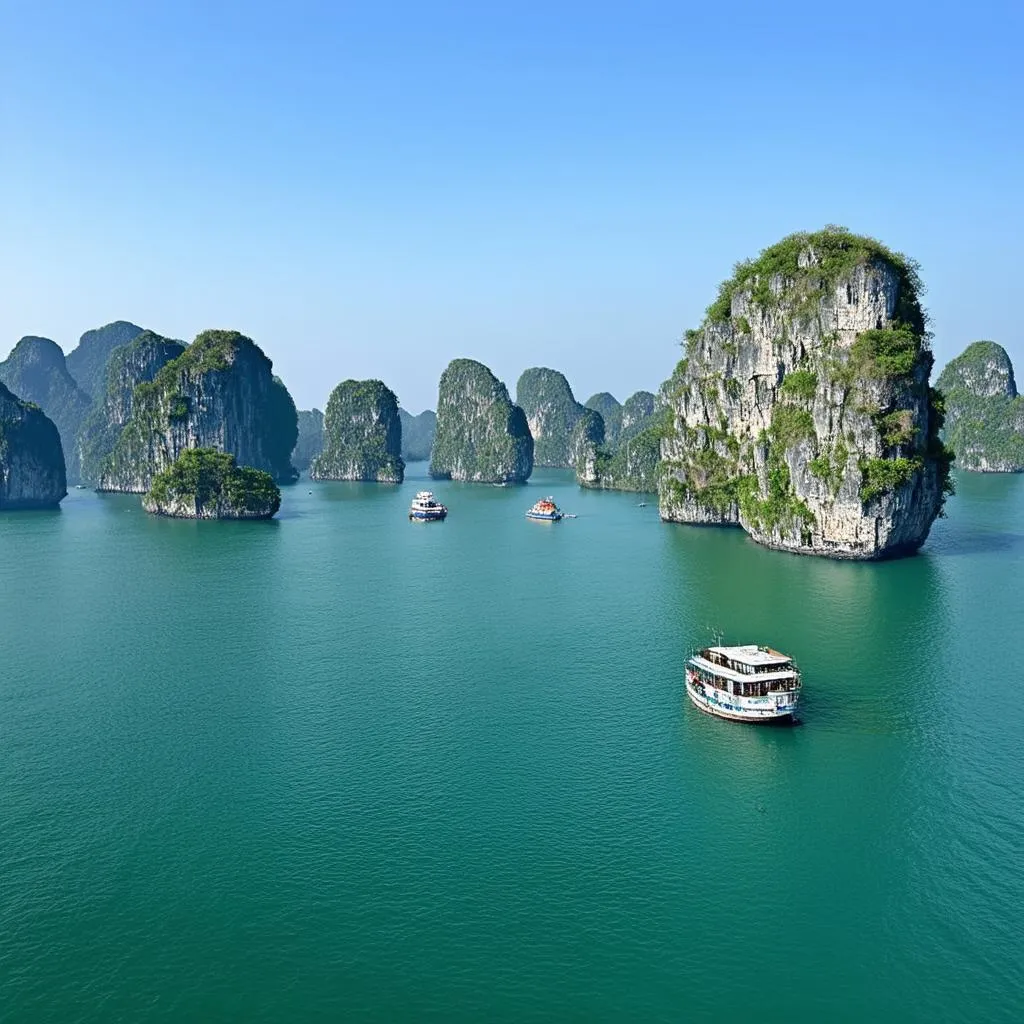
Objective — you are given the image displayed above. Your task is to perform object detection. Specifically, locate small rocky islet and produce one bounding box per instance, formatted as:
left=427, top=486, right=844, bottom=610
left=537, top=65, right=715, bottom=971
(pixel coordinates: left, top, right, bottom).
left=429, top=358, right=533, bottom=484
left=2, top=226, right=1012, bottom=549
left=936, top=341, right=1024, bottom=472
left=143, top=447, right=280, bottom=519
left=310, top=379, right=404, bottom=483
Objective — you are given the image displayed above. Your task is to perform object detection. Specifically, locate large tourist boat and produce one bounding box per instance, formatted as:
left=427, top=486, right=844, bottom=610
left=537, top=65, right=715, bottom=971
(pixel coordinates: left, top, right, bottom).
left=408, top=491, right=448, bottom=521
left=526, top=497, right=564, bottom=521
left=685, top=645, right=801, bottom=722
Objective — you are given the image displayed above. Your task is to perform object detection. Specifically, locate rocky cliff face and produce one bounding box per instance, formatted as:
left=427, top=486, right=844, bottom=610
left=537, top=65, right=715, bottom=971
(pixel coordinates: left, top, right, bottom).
left=0, top=381, right=67, bottom=508
left=620, top=391, right=656, bottom=438
left=398, top=408, right=436, bottom=462
left=515, top=368, right=585, bottom=467
left=573, top=390, right=662, bottom=492
left=0, top=336, right=91, bottom=482
left=936, top=341, right=1024, bottom=471
left=584, top=393, right=623, bottom=446
left=292, top=409, right=324, bottom=471
left=570, top=408, right=605, bottom=484
left=78, top=331, right=186, bottom=484
left=310, top=380, right=404, bottom=482
left=659, top=228, right=953, bottom=559
left=66, top=321, right=145, bottom=400
left=430, top=359, right=533, bottom=483
left=98, top=330, right=298, bottom=492
left=143, top=447, right=280, bottom=519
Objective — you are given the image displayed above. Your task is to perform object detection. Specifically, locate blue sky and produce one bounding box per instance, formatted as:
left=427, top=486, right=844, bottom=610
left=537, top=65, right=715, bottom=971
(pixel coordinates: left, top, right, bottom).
left=2, top=1, right=1022, bottom=412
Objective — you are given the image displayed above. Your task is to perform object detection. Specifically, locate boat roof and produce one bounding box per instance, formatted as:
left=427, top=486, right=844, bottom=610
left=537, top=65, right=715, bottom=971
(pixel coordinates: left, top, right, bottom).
left=708, top=644, right=791, bottom=666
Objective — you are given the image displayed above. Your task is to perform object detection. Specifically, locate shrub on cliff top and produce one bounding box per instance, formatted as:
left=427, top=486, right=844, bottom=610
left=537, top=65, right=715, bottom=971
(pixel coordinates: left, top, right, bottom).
left=704, top=226, right=925, bottom=334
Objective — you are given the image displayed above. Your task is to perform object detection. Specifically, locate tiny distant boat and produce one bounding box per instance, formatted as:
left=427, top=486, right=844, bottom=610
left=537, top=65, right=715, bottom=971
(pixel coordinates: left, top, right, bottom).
left=526, top=497, right=563, bottom=521
left=409, top=490, right=448, bottom=521
left=686, top=644, right=802, bottom=722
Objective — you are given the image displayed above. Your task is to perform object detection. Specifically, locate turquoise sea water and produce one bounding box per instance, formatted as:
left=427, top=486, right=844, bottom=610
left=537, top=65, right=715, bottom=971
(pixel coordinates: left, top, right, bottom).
left=2, top=465, right=1023, bottom=1022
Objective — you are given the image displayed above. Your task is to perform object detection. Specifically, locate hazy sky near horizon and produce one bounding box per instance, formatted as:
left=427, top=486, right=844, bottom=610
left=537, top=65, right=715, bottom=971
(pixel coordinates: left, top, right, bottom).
left=2, top=1, right=1022, bottom=412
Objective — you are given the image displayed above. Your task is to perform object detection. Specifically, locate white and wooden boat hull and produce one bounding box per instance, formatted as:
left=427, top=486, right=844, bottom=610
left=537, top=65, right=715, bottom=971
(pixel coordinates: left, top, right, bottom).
left=685, top=676, right=798, bottom=722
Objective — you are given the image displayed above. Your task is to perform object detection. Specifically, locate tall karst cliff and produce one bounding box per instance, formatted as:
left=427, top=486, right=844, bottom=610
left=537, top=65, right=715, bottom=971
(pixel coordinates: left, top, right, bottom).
left=936, top=342, right=1024, bottom=472
left=98, top=330, right=298, bottom=493
left=0, top=336, right=91, bottom=482
left=66, top=321, right=145, bottom=400
left=310, top=380, right=404, bottom=482
left=430, top=359, right=533, bottom=483
left=0, top=381, right=67, bottom=508
left=570, top=408, right=606, bottom=485
left=659, top=227, right=953, bottom=559
left=584, top=393, right=623, bottom=446
left=515, top=368, right=586, bottom=467
left=398, top=408, right=436, bottom=462
left=292, top=409, right=325, bottom=471
left=78, top=331, right=187, bottom=484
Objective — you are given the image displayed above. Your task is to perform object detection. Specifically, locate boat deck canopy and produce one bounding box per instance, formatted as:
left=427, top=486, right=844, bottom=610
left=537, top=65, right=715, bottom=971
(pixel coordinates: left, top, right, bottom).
left=708, top=644, right=791, bottom=667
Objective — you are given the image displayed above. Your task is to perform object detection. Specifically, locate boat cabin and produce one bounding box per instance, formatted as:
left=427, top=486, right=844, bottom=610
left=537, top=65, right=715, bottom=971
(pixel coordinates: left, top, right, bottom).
left=690, top=645, right=800, bottom=698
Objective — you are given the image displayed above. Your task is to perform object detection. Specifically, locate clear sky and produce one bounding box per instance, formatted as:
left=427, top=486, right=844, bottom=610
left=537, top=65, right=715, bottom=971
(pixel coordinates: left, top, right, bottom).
left=2, top=1, right=1022, bottom=412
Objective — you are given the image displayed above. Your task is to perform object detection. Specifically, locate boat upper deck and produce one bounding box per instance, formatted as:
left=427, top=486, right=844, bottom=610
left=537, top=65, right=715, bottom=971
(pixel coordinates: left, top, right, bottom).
left=690, top=645, right=798, bottom=683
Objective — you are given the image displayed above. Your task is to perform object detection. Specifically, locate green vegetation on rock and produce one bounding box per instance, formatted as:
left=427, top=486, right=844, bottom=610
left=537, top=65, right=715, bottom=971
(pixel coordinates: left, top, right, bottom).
left=398, top=408, right=436, bottom=462
left=516, top=368, right=586, bottom=467
left=780, top=370, right=818, bottom=401
left=430, top=359, right=533, bottom=484
left=936, top=341, right=1024, bottom=472
left=310, top=380, right=403, bottom=482
left=0, top=336, right=91, bottom=483
left=0, top=381, right=67, bottom=508
left=144, top=447, right=280, bottom=519
left=704, top=225, right=925, bottom=335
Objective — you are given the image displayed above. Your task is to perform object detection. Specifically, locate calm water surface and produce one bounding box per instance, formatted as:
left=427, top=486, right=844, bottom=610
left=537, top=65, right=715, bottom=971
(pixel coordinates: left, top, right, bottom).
left=1, top=466, right=1022, bottom=1022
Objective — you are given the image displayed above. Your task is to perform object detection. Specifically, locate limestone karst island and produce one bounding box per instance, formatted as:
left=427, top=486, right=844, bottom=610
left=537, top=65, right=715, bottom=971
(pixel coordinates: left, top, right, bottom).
left=658, top=228, right=953, bottom=559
